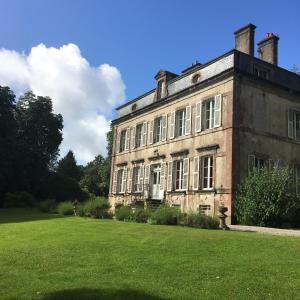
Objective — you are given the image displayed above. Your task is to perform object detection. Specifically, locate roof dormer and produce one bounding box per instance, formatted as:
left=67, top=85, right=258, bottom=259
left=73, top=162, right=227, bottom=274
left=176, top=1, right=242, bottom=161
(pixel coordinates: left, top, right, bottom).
left=154, top=70, right=177, bottom=101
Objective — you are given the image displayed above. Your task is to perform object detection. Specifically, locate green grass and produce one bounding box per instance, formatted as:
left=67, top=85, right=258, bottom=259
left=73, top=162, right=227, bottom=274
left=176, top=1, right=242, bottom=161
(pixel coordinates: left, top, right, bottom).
left=0, top=209, right=300, bottom=300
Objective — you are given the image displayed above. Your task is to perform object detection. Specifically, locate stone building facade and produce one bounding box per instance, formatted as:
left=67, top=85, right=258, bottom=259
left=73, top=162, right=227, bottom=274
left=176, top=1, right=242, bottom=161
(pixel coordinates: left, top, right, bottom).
left=109, top=24, right=300, bottom=223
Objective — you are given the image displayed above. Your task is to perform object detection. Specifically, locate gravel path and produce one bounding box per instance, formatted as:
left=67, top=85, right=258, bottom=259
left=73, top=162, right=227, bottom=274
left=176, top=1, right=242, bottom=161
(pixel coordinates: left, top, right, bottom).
left=229, top=225, right=300, bottom=237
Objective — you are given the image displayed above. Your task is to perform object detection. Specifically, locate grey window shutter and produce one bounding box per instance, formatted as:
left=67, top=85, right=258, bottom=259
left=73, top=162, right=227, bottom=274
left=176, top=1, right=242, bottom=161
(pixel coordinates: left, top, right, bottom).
left=148, top=120, right=154, bottom=145
left=195, top=102, right=202, bottom=133
left=167, top=161, right=173, bottom=191
left=182, top=158, right=189, bottom=191
left=144, top=165, right=150, bottom=198
left=248, top=155, right=255, bottom=174
left=214, top=94, right=222, bottom=128
left=193, top=156, right=199, bottom=190
left=185, top=105, right=191, bottom=135
left=130, top=127, right=136, bottom=150
left=169, top=112, right=175, bottom=139
left=288, top=109, right=294, bottom=139
left=121, top=167, right=127, bottom=193
left=139, top=165, right=144, bottom=191
left=161, top=115, right=167, bottom=141
left=116, top=131, right=120, bottom=154
left=160, top=162, right=166, bottom=190
left=125, top=128, right=130, bottom=151
left=141, top=122, right=147, bottom=146
left=112, top=170, right=117, bottom=194
left=127, top=168, right=132, bottom=193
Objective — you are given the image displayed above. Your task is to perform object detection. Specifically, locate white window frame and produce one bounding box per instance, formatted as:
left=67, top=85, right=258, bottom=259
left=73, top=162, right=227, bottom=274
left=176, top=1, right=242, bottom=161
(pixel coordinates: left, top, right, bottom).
left=116, top=168, right=124, bottom=194
left=175, top=109, right=186, bottom=137
left=132, top=166, right=142, bottom=193
left=135, top=123, right=143, bottom=148
left=153, top=116, right=163, bottom=144
left=202, top=156, right=213, bottom=190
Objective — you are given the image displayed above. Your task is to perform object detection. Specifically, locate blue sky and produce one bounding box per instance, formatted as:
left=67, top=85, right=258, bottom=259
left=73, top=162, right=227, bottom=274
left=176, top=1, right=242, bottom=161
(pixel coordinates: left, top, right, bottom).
left=0, top=0, right=299, bottom=162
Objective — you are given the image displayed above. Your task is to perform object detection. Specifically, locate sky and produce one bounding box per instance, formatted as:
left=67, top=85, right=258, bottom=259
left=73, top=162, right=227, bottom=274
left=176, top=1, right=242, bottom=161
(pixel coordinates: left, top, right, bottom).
left=0, top=0, right=299, bottom=164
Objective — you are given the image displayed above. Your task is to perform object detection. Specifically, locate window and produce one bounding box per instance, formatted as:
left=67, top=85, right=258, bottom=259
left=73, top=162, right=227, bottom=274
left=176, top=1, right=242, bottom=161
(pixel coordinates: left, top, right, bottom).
left=116, top=169, right=124, bottom=193
left=132, top=103, right=137, bottom=112
left=153, top=117, right=162, bottom=143
left=132, top=166, right=142, bottom=192
left=202, top=156, right=213, bottom=190
left=254, top=66, right=269, bottom=79
left=201, top=94, right=222, bottom=131
left=248, top=155, right=267, bottom=173
left=199, top=205, right=211, bottom=216
left=135, top=124, right=143, bottom=148
left=175, top=160, right=184, bottom=190
left=119, top=130, right=126, bottom=152
left=156, top=80, right=164, bottom=100
left=292, top=111, right=300, bottom=140
left=204, top=99, right=215, bottom=130
left=175, top=109, right=186, bottom=137
left=192, top=74, right=200, bottom=84
left=296, top=165, right=300, bottom=196
left=255, top=157, right=266, bottom=170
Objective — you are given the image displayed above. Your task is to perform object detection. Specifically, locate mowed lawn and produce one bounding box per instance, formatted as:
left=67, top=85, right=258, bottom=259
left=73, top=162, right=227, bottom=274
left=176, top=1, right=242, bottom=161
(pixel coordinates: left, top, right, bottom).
left=0, top=209, right=300, bottom=300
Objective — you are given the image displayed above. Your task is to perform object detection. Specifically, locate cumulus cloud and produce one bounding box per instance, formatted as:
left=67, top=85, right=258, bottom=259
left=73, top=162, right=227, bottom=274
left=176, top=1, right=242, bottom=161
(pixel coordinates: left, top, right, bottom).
left=0, top=43, right=126, bottom=164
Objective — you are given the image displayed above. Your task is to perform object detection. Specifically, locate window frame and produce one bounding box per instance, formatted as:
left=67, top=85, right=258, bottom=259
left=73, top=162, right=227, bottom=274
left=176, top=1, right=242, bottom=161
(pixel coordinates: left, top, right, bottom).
left=119, top=130, right=127, bottom=153
left=174, top=159, right=184, bottom=191
left=132, top=166, right=142, bottom=193
left=153, top=116, right=163, bottom=144
left=294, top=110, right=300, bottom=141
left=203, top=98, right=215, bottom=130
left=175, top=109, right=186, bottom=137
left=202, top=155, right=214, bottom=190
left=135, top=123, right=143, bottom=148
left=116, top=169, right=124, bottom=194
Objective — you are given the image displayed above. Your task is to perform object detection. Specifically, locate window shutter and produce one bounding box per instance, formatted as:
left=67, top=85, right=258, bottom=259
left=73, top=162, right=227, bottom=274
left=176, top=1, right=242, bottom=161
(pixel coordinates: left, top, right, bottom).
left=169, top=111, right=175, bottom=139
left=144, top=165, right=150, bottom=198
left=130, top=127, right=136, bottom=149
left=160, top=162, right=166, bottom=190
left=116, top=131, right=120, bottom=154
left=139, top=165, right=144, bottom=191
left=142, top=122, right=147, bottom=146
left=193, top=156, right=200, bottom=190
left=161, top=115, right=167, bottom=141
left=185, top=105, right=191, bottom=135
left=214, top=94, right=222, bottom=128
left=288, top=109, right=294, bottom=139
left=112, top=170, right=117, bottom=194
left=167, top=161, right=173, bottom=191
left=127, top=168, right=132, bottom=193
left=125, top=128, right=130, bottom=151
left=248, top=155, right=255, bottom=173
left=121, top=168, right=127, bottom=193
left=182, top=158, right=189, bottom=191
left=148, top=120, right=154, bottom=145
left=195, top=102, right=202, bottom=133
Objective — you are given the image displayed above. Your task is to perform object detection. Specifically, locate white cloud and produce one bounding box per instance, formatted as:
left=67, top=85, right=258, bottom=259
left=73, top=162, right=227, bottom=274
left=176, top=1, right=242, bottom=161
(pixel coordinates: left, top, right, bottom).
left=0, top=43, right=126, bottom=164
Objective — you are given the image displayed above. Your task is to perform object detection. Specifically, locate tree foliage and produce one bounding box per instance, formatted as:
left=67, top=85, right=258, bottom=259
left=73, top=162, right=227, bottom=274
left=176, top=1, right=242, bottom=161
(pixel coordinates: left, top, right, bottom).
left=234, top=167, right=300, bottom=227
left=56, top=150, right=82, bottom=181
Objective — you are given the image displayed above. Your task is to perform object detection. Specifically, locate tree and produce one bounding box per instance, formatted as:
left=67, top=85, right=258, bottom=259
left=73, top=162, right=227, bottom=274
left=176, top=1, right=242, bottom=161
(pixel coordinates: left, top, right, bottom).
left=56, top=150, right=82, bottom=181
left=0, top=86, right=17, bottom=205
left=14, top=92, right=63, bottom=196
left=234, top=166, right=300, bottom=227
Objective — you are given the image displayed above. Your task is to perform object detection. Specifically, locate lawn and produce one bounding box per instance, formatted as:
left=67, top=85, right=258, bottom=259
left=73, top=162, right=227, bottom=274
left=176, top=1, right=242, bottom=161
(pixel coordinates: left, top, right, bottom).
left=0, top=209, right=300, bottom=300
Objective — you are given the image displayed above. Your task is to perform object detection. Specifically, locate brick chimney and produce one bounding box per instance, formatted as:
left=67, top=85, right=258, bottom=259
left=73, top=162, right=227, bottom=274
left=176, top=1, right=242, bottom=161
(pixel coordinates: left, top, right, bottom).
left=234, top=24, right=256, bottom=56
left=257, top=33, right=279, bottom=66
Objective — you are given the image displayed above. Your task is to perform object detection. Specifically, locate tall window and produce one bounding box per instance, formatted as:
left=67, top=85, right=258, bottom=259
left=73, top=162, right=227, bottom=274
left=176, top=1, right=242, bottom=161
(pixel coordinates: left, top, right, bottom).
left=204, top=99, right=215, bottom=130
left=116, top=169, right=124, bottom=193
left=135, top=124, right=143, bottom=148
left=202, top=156, right=213, bottom=190
left=154, top=117, right=162, bottom=143
left=295, top=165, right=300, bottom=196
left=132, top=167, right=141, bottom=192
left=119, top=130, right=126, bottom=152
left=294, top=111, right=300, bottom=140
left=175, top=160, right=184, bottom=190
left=175, top=109, right=186, bottom=137
left=255, top=157, right=266, bottom=170
left=156, top=80, right=164, bottom=100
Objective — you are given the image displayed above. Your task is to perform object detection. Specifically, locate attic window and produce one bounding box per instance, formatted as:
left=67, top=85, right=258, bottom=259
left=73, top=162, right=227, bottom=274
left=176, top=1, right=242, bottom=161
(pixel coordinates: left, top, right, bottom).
left=132, top=104, right=137, bottom=112
left=192, top=74, right=200, bottom=84
left=156, top=79, right=164, bottom=100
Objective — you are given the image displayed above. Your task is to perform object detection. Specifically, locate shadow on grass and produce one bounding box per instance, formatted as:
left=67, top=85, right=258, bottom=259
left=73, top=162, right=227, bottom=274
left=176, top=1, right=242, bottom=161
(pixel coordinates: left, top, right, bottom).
left=40, top=288, right=167, bottom=300
left=0, top=208, right=66, bottom=224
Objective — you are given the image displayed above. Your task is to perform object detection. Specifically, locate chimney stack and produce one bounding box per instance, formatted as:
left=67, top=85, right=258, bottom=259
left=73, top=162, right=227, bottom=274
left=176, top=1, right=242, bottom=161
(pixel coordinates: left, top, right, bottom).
left=257, top=33, right=279, bottom=66
left=234, top=24, right=256, bottom=56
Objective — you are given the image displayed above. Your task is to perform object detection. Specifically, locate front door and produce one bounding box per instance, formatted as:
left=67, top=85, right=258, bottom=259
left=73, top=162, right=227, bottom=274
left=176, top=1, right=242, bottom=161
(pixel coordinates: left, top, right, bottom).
left=151, top=166, right=162, bottom=200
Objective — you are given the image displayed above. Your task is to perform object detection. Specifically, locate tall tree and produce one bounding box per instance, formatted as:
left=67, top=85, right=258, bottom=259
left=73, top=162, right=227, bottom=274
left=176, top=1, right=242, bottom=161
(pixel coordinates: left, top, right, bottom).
left=56, top=150, right=82, bottom=181
left=0, top=86, right=17, bottom=205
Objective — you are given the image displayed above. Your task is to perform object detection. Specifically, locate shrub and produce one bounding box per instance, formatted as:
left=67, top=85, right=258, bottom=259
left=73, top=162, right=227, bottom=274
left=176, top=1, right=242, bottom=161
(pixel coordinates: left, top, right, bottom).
left=4, top=191, right=36, bottom=208
left=115, top=206, right=132, bottom=221
left=57, top=201, right=74, bottom=215
left=150, top=206, right=181, bottom=225
left=181, top=213, right=219, bottom=229
left=82, top=197, right=110, bottom=218
left=37, top=199, right=56, bottom=213
left=234, top=166, right=300, bottom=227
left=132, top=208, right=151, bottom=223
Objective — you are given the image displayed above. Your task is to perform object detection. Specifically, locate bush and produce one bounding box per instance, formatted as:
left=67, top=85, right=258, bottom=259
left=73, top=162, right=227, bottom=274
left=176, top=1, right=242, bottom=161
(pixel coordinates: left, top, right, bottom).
left=150, top=206, right=181, bottom=225
left=57, top=201, right=74, bottom=215
left=234, top=166, right=300, bottom=227
left=37, top=199, right=56, bottom=213
left=4, top=191, right=36, bottom=208
left=132, top=208, right=151, bottom=223
left=81, top=197, right=110, bottom=218
left=115, top=206, right=132, bottom=221
left=181, top=213, right=219, bottom=229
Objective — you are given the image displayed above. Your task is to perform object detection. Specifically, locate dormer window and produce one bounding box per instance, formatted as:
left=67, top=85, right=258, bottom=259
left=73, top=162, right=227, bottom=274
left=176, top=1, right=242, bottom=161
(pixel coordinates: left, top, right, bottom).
left=156, top=79, right=164, bottom=100
left=132, top=103, right=137, bottom=112
left=192, top=74, right=200, bottom=84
